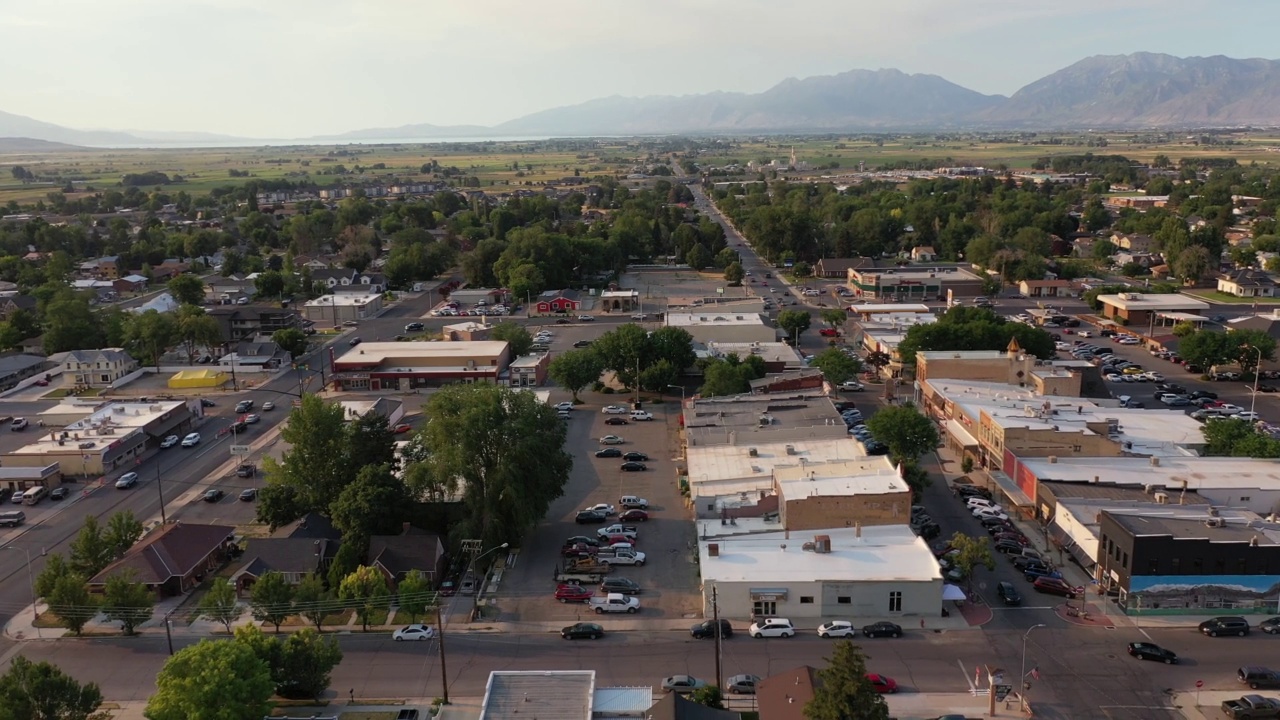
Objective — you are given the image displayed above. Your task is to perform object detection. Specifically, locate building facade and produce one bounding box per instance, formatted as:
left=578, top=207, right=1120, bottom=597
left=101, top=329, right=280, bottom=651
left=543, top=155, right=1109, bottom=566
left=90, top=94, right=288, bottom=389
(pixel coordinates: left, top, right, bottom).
left=330, top=340, right=512, bottom=391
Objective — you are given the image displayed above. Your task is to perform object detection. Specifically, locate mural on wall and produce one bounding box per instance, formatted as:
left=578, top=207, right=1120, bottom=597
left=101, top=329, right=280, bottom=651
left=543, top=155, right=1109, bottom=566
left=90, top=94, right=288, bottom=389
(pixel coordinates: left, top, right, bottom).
left=1128, top=575, right=1280, bottom=615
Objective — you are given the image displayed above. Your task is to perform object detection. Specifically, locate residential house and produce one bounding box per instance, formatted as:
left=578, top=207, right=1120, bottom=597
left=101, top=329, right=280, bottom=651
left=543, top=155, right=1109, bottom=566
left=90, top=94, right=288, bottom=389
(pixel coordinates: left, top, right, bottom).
left=910, top=246, right=937, bottom=262
left=0, top=294, right=37, bottom=321
left=88, top=523, right=236, bottom=597
left=1018, top=279, right=1072, bottom=298
left=332, top=271, right=388, bottom=294
left=1218, top=269, right=1277, bottom=298
left=206, top=277, right=257, bottom=304
left=312, top=268, right=360, bottom=289
left=113, top=274, right=148, bottom=294
left=57, top=348, right=137, bottom=387
left=149, top=260, right=188, bottom=281
left=95, top=256, right=121, bottom=279
left=221, top=339, right=291, bottom=370
left=535, top=289, right=581, bottom=314
left=207, top=305, right=303, bottom=344
left=813, top=257, right=874, bottom=279
left=367, top=524, right=446, bottom=588
left=230, top=537, right=334, bottom=595
left=646, top=694, right=741, bottom=720
left=1112, top=233, right=1156, bottom=253
left=757, top=666, right=819, bottom=720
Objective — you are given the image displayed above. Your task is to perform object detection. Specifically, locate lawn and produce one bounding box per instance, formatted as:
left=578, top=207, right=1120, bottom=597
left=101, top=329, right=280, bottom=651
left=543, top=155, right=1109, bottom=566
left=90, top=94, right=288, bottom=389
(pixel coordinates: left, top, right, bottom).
left=1183, top=289, right=1280, bottom=305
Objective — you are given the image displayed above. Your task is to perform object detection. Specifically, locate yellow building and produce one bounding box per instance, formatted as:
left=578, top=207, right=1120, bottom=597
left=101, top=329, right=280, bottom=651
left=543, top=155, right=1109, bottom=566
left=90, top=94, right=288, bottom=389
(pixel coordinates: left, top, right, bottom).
left=168, top=369, right=228, bottom=389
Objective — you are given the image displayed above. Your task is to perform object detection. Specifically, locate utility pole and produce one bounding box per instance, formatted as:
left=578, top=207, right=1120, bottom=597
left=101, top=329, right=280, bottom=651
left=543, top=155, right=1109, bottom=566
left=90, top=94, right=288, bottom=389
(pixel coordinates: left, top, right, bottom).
left=155, top=460, right=167, bottom=524
left=712, top=585, right=723, bottom=692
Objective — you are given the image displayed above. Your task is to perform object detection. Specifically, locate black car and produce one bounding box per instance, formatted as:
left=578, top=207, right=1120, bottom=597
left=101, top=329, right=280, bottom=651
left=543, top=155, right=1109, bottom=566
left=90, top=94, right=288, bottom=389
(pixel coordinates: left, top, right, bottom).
left=996, top=581, right=1022, bottom=606
left=49, top=487, right=68, bottom=500
left=620, top=462, right=647, bottom=472
left=605, top=417, right=628, bottom=425
left=561, top=622, right=604, bottom=640
left=690, top=619, right=733, bottom=639
left=1127, top=642, right=1177, bottom=664
left=623, top=452, right=649, bottom=462
left=239, top=488, right=257, bottom=501
left=1012, top=556, right=1050, bottom=572
left=1200, top=616, right=1250, bottom=637
left=595, top=447, right=623, bottom=458
left=1190, top=390, right=1218, bottom=400
left=575, top=510, right=607, bottom=524
left=199, top=398, right=217, bottom=407
left=915, top=522, right=941, bottom=540
left=405, top=322, right=425, bottom=332
left=235, top=400, right=254, bottom=413
left=202, top=489, right=225, bottom=502
left=861, top=622, right=902, bottom=638
left=349, top=337, right=362, bottom=346
left=600, top=577, right=641, bottom=595
left=864, top=441, right=889, bottom=455
left=555, top=318, right=571, bottom=324
left=994, top=540, right=1026, bottom=555
left=572, top=340, right=592, bottom=348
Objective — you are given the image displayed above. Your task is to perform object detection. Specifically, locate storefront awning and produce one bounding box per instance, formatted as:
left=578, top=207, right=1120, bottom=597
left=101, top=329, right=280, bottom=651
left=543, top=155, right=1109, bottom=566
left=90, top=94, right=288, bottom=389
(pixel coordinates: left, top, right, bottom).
left=945, top=419, right=979, bottom=448
left=988, top=470, right=1033, bottom=508
left=748, top=588, right=789, bottom=599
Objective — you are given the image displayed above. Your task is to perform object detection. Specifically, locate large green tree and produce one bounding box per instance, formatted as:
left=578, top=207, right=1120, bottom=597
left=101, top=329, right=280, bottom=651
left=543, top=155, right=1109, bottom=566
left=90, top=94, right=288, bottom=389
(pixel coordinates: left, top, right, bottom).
left=338, top=565, right=390, bottom=632
left=698, top=354, right=766, bottom=397
left=591, top=323, right=650, bottom=389
left=101, top=572, right=155, bottom=635
left=292, top=573, right=330, bottom=632
left=105, top=510, right=144, bottom=559
left=946, top=531, right=996, bottom=593
left=257, top=395, right=352, bottom=528
left=175, top=305, right=223, bottom=364
left=809, top=348, right=862, bottom=385
left=124, top=309, right=178, bottom=368
left=0, top=657, right=102, bottom=720
left=330, top=464, right=411, bottom=546
left=198, top=579, right=241, bottom=633
left=490, top=321, right=533, bottom=358
left=777, top=309, right=811, bottom=342
left=233, top=625, right=342, bottom=700
left=167, top=273, right=206, bottom=305
left=272, top=327, right=309, bottom=359
left=145, top=640, right=273, bottom=720
left=46, top=573, right=96, bottom=636
left=648, top=326, right=697, bottom=373
left=422, top=384, right=572, bottom=548
left=248, top=571, right=295, bottom=633
left=395, top=570, right=434, bottom=623
left=865, top=404, right=940, bottom=464
left=897, top=306, right=1054, bottom=364
left=69, top=516, right=115, bottom=578
left=803, top=640, right=889, bottom=720
left=548, top=349, right=605, bottom=402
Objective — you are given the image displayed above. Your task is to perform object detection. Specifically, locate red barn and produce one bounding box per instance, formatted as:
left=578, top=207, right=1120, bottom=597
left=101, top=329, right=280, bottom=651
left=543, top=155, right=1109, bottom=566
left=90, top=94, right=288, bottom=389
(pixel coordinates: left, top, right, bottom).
left=535, top=289, right=581, bottom=314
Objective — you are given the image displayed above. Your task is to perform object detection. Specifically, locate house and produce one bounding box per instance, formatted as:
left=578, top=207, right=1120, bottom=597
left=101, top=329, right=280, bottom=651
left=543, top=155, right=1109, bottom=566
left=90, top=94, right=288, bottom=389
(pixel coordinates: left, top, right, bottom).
left=230, top=537, right=334, bottom=596
left=813, top=257, right=874, bottom=279
left=1218, top=269, right=1277, bottom=298
left=311, top=268, right=360, bottom=288
left=88, top=523, right=236, bottom=597
left=95, top=256, right=121, bottom=279
left=367, top=524, right=446, bottom=587
left=206, top=277, right=256, bottom=304
left=112, top=275, right=149, bottom=294
left=757, top=666, right=819, bottom=720
left=207, top=305, right=303, bottom=344
left=910, top=246, right=937, bottom=262
left=1018, top=279, right=1072, bottom=298
left=56, top=348, right=137, bottom=388
left=0, top=294, right=36, bottom=322
left=534, top=289, right=581, bottom=314
left=646, top=693, right=742, bottom=720
left=1111, top=233, right=1156, bottom=253
left=220, top=339, right=291, bottom=370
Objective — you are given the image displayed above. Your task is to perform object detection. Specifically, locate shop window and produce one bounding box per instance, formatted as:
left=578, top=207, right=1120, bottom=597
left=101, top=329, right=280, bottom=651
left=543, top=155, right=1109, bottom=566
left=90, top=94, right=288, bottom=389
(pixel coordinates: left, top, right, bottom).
left=888, top=591, right=902, bottom=613
left=799, top=597, right=814, bottom=604
left=837, top=596, right=851, bottom=604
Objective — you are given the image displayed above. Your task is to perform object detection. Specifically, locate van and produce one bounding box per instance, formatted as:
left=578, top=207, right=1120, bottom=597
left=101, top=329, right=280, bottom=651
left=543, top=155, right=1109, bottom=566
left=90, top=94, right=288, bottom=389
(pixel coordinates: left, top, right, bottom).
left=0, top=510, right=25, bottom=527
left=22, top=486, right=47, bottom=505
left=1238, top=666, right=1280, bottom=689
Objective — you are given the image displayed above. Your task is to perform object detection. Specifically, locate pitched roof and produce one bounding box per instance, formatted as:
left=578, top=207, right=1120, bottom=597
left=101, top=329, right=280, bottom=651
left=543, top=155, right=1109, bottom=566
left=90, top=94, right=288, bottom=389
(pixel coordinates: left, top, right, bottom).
left=647, top=693, right=742, bottom=720
left=312, top=268, right=359, bottom=282
left=3, top=295, right=37, bottom=310
left=756, top=666, right=819, bottom=720
left=368, top=530, right=444, bottom=577
left=539, top=288, right=580, bottom=301
left=1221, top=269, right=1277, bottom=287
left=233, top=537, right=331, bottom=579
left=90, top=523, right=234, bottom=586
left=814, top=257, right=876, bottom=273
left=276, top=512, right=342, bottom=540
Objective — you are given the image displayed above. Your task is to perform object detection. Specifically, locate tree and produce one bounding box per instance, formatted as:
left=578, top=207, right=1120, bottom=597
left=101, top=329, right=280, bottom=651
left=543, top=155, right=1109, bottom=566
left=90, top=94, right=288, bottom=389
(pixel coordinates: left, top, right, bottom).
left=638, top=358, right=680, bottom=393
left=685, top=243, right=711, bottom=270
left=548, top=349, right=605, bottom=402
left=275, top=628, right=343, bottom=699
left=1179, top=330, right=1236, bottom=371
left=865, top=404, right=939, bottom=464
left=43, top=291, right=101, bottom=354
left=167, top=274, right=206, bottom=305
left=490, top=321, right=533, bottom=358
left=820, top=309, right=846, bottom=327
left=698, top=354, right=766, bottom=397
left=864, top=350, right=891, bottom=376
left=1172, top=321, right=1198, bottom=338
left=292, top=573, right=329, bottom=632
left=327, top=541, right=364, bottom=591
left=46, top=573, right=96, bottom=636
left=648, top=326, right=697, bottom=372
left=423, top=384, right=572, bottom=548
left=145, top=640, right=273, bottom=720
left=724, top=261, right=744, bottom=285
left=803, top=640, right=889, bottom=720
left=946, top=531, right=996, bottom=593
left=395, top=570, right=433, bottom=623
left=338, top=565, right=390, bottom=632
left=897, top=307, right=1054, bottom=364
left=248, top=571, right=295, bottom=633
left=1172, top=245, right=1212, bottom=283
left=777, top=309, right=811, bottom=342
left=35, top=553, right=71, bottom=599
left=124, top=309, right=178, bottom=368
left=1230, top=329, right=1277, bottom=375
left=259, top=394, right=351, bottom=525
left=272, top=327, right=309, bottom=359
left=254, top=270, right=286, bottom=299
left=175, top=305, right=222, bottom=364
left=105, top=510, right=144, bottom=559
left=809, top=348, right=862, bottom=385
left=690, top=684, right=725, bottom=709
left=69, top=516, right=115, bottom=578
left=792, top=260, right=812, bottom=278
left=592, top=323, right=650, bottom=389
left=0, top=657, right=102, bottom=720
left=100, top=572, right=155, bottom=635
left=198, top=579, right=241, bottom=633
left=1091, top=239, right=1117, bottom=260
left=330, top=464, right=410, bottom=545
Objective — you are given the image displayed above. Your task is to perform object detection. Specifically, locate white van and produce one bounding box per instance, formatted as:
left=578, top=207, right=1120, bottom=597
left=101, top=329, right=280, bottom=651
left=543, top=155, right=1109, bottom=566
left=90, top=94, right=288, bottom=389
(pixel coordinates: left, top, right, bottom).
left=22, top=486, right=47, bottom=505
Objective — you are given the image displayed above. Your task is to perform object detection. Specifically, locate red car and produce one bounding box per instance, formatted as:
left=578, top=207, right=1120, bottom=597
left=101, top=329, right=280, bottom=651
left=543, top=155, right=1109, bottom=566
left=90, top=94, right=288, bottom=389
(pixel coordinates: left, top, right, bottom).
left=33, top=379, right=49, bottom=387
left=393, top=423, right=413, bottom=434
left=619, top=509, right=649, bottom=522
left=562, top=542, right=598, bottom=557
left=555, top=584, right=593, bottom=603
left=600, top=534, right=634, bottom=546
left=819, top=329, right=839, bottom=337
left=866, top=674, right=898, bottom=694
left=1033, top=576, right=1083, bottom=598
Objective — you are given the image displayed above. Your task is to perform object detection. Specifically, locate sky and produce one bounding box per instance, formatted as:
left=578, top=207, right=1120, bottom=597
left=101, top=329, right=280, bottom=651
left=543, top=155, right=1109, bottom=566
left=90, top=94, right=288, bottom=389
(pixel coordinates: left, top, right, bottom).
left=0, top=0, right=1274, bottom=138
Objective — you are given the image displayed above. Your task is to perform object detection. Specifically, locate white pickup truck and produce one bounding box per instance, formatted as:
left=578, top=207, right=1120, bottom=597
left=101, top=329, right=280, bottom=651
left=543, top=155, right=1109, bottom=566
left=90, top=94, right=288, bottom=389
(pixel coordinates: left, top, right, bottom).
left=598, top=548, right=647, bottom=566
left=589, top=592, right=640, bottom=614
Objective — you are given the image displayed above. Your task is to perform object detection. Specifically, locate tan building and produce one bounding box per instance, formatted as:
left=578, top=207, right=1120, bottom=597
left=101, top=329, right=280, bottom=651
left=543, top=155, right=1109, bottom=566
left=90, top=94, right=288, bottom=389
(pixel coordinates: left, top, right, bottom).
left=916, top=340, right=1083, bottom=396
left=1095, top=292, right=1209, bottom=327
left=441, top=321, right=493, bottom=341
left=57, top=348, right=138, bottom=388
left=330, top=340, right=512, bottom=391
left=5, top=400, right=195, bottom=476
left=773, top=458, right=910, bottom=531
left=302, top=294, right=384, bottom=325
left=665, top=312, right=775, bottom=344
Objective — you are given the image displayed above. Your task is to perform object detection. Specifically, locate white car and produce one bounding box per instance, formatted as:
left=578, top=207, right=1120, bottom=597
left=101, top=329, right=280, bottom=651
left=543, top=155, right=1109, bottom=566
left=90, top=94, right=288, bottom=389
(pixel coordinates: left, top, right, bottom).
left=577, top=315, right=595, bottom=322
left=817, top=621, right=858, bottom=638
left=597, top=524, right=638, bottom=539
left=966, top=498, right=998, bottom=510
left=630, top=411, right=654, bottom=421
left=262, top=401, right=275, bottom=411
left=584, top=503, right=616, bottom=515
left=1235, top=411, right=1261, bottom=421
left=631, top=313, right=647, bottom=320
left=599, top=435, right=625, bottom=445
left=602, top=405, right=628, bottom=414
left=1078, top=331, right=1093, bottom=338
left=180, top=432, right=202, bottom=448
left=749, top=618, right=796, bottom=638
left=392, top=624, right=436, bottom=641
left=554, top=402, right=574, bottom=411
left=840, top=381, right=865, bottom=391
left=973, top=508, right=1009, bottom=521
left=1217, top=404, right=1244, bottom=414
left=159, top=435, right=180, bottom=449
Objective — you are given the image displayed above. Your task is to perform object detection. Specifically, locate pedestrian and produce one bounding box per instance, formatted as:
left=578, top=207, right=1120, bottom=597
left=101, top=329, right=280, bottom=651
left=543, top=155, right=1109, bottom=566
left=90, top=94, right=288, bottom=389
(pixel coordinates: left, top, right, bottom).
left=349, top=689, right=355, bottom=704
left=920, top=617, right=925, bottom=629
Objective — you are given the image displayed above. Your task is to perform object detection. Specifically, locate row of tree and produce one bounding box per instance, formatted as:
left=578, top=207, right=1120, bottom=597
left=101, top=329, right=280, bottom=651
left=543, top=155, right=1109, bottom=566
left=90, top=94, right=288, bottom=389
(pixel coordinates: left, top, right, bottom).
left=896, top=306, right=1055, bottom=365
left=1175, top=326, right=1277, bottom=376
left=547, top=323, right=697, bottom=400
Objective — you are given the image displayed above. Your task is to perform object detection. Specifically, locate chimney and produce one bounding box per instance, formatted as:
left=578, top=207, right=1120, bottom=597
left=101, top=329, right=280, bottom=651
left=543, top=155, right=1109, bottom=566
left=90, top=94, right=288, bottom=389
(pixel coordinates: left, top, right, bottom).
left=814, top=534, right=831, bottom=553
left=1150, top=456, right=1160, bottom=467
left=708, top=543, right=719, bottom=557
left=1092, top=475, right=1100, bottom=484
left=1047, top=456, right=1057, bottom=464
left=854, top=523, right=862, bottom=539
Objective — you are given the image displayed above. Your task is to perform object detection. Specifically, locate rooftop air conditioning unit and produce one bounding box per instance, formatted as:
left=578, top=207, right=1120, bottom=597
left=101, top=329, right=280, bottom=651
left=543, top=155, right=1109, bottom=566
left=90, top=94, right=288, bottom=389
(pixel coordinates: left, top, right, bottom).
left=1205, top=517, right=1225, bottom=528
left=1154, top=492, right=1168, bottom=504
left=813, top=535, right=832, bottom=553
left=748, top=447, right=758, bottom=457
left=785, top=445, right=796, bottom=455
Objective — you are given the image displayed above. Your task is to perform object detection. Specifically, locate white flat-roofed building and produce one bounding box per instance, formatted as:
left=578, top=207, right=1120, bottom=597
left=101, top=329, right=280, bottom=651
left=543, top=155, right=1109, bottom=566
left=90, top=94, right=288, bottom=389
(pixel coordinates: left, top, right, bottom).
left=687, top=439, right=863, bottom=514
left=302, top=293, right=384, bottom=324
left=331, top=340, right=512, bottom=391
left=698, top=341, right=805, bottom=372
left=666, top=311, right=776, bottom=344
left=699, top=525, right=943, bottom=620
left=4, top=400, right=194, bottom=476
left=1096, top=292, right=1209, bottom=327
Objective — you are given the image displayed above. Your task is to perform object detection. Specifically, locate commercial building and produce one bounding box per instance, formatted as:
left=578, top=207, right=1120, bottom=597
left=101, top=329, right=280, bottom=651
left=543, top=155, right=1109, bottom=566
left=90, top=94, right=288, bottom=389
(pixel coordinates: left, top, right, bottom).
left=535, top=289, right=582, bottom=314
left=749, top=369, right=825, bottom=395
left=329, top=340, right=512, bottom=391
left=441, top=321, right=493, bottom=342
left=302, top=293, right=384, bottom=325
left=508, top=353, right=550, bottom=388
left=696, top=341, right=804, bottom=373
left=478, top=670, right=652, bottom=720
left=1098, top=511, right=1280, bottom=616
left=666, top=311, right=775, bottom=345
left=1018, top=279, right=1072, bottom=298
left=846, top=265, right=984, bottom=301
left=772, top=458, right=910, bottom=530
left=1096, top=292, right=1209, bottom=327
left=3, top=400, right=195, bottom=476
left=698, top=525, right=943, bottom=620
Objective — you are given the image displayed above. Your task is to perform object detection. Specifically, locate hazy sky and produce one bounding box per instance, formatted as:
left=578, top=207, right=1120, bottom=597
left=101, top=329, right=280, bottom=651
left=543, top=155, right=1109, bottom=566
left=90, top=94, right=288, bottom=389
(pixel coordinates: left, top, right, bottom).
left=1, top=0, right=1272, bottom=138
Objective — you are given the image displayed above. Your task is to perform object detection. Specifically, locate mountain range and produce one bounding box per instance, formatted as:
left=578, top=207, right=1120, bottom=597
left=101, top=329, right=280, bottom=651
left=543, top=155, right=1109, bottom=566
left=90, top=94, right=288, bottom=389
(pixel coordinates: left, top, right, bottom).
left=4, top=53, right=1280, bottom=148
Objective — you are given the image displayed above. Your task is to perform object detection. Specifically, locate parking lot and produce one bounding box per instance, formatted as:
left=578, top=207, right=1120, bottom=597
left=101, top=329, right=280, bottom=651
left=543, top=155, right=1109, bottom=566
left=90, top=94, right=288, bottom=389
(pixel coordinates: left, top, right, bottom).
left=493, top=391, right=703, bottom=626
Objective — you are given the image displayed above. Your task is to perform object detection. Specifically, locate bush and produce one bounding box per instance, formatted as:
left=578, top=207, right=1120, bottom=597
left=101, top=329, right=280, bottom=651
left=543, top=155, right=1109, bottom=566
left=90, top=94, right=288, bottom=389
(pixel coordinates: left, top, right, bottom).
left=961, top=457, right=974, bottom=474
left=601, top=387, right=615, bottom=394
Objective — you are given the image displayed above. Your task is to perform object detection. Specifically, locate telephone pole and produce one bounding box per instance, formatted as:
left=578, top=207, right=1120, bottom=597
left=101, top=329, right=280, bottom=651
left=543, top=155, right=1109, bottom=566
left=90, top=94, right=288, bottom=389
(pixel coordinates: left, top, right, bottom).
left=712, top=585, right=723, bottom=692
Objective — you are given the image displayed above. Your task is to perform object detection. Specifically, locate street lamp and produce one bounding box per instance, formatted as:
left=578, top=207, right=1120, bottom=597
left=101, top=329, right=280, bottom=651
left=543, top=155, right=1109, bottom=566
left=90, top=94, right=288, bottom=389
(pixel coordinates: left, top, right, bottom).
left=5, top=546, right=39, bottom=638
left=1020, top=623, right=1046, bottom=712
left=1247, top=345, right=1265, bottom=417
left=667, top=384, right=686, bottom=406
left=436, top=542, right=508, bottom=705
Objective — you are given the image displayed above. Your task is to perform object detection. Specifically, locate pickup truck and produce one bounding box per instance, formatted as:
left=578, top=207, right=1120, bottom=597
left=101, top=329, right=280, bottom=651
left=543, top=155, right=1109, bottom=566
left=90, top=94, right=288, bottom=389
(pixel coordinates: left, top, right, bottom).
left=1223, top=695, right=1280, bottom=719
left=589, top=592, right=640, bottom=614
left=597, top=524, right=638, bottom=540
left=597, top=549, right=647, bottom=566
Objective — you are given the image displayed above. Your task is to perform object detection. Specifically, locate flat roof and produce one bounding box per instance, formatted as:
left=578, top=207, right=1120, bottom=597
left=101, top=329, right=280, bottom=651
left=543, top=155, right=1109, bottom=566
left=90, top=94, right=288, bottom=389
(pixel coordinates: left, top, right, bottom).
left=683, top=395, right=849, bottom=447
left=509, top=353, right=547, bottom=368
left=481, top=671, right=594, bottom=720
left=1096, top=293, right=1210, bottom=311
left=700, top=342, right=803, bottom=365
left=699, top=525, right=942, bottom=584
left=774, top=457, right=902, bottom=498
left=333, top=341, right=509, bottom=366
left=1040, top=479, right=1210, bottom=505
left=12, top=401, right=186, bottom=456
left=918, top=350, right=1010, bottom=361
left=854, top=267, right=982, bottom=281
left=1106, top=512, right=1279, bottom=545
left=443, top=321, right=489, bottom=332
left=847, top=303, right=932, bottom=314
left=667, top=312, right=767, bottom=327
left=1020, top=456, right=1280, bottom=491
left=687, top=439, right=863, bottom=488
left=304, top=294, right=380, bottom=307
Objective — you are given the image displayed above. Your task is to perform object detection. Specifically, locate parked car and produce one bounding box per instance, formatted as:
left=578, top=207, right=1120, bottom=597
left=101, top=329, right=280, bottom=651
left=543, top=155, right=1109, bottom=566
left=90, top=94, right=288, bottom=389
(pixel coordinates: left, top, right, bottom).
left=748, top=618, right=796, bottom=638
left=600, top=577, right=641, bottom=595
left=622, top=452, right=649, bottom=462
left=620, top=461, right=647, bottom=472
left=661, top=675, right=706, bottom=693
left=160, top=434, right=180, bottom=449
left=49, top=487, right=68, bottom=501
left=619, top=509, right=649, bottom=522
left=595, top=447, right=623, bottom=458
left=1127, top=642, right=1177, bottom=664
left=393, top=624, right=436, bottom=641
left=605, top=416, right=628, bottom=426
left=584, top=503, right=615, bottom=515
left=181, top=432, right=202, bottom=447
left=1259, top=617, right=1280, bottom=634
left=239, top=488, right=257, bottom=501
left=861, top=621, right=902, bottom=638
left=560, top=622, right=604, bottom=640
left=1032, top=576, right=1081, bottom=598
left=575, top=510, right=607, bottom=524
left=691, top=619, right=733, bottom=639
left=202, top=488, right=225, bottom=502
left=996, top=581, right=1022, bottom=606
left=866, top=674, right=898, bottom=694
left=725, top=674, right=760, bottom=695
left=599, top=435, right=625, bottom=445
left=554, top=584, right=594, bottom=603
left=9, top=418, right=27, bottom=431
left=602, top=405, right=628, bottom=414
left=817, top=621, right=858, bottom=638
left=1200, top=616, right=1252, bottom=637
